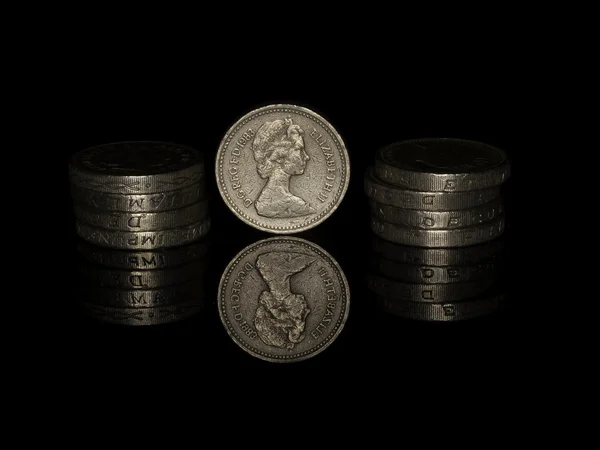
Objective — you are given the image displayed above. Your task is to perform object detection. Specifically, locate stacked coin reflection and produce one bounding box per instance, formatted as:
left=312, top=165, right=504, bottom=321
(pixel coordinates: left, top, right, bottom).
left=69, top=141, right=210, bottom=250
left=364, top=138, right=510, bottom=321
left=76, top=239, right=208, bottom=325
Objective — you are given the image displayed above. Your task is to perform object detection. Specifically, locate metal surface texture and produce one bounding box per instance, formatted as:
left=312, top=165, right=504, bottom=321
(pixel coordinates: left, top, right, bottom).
left=376, top=292, right=505, bottom=321
left=76, top=219, right=210, bottom=249
left=70, top=183, right=206, bottom=213
left=365, top=168, right=500, bottom=211
left=370, top=256, right=499, bottom=283
left=69, top=141, right=205, bottom=194
left=74, top=201, right=209, bottom=231
left=76, top=239, right=210, bottom=269
left=370, top=216, right=505, bottom=247
left=216, top=104, right=350, bottom=233
left=218, top=236, right=350, bottom=363
left=370, top=235, right=504, bottom=266
left=369, top=197, right=504, bottom=229
left=366, top=273, right=495, bottom=302
left=374, top=138, right=510, bottom=192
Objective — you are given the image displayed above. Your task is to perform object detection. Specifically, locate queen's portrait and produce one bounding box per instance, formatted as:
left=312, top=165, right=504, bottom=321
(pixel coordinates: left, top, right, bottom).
left=251, top=118, right=316, bottom=218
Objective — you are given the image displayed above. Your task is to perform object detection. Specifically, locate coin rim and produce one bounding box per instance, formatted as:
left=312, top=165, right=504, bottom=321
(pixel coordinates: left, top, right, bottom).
left=370, top=215, right=505, bottom=247
left=364, top=167, right=500, bottom=210
left=69, top=141, right=205, bottom=194
left=377, top=138, right=508, bottom=174
left=217, top=236, right=351, bottom=363
left=215, top=104, right=350, bottom=234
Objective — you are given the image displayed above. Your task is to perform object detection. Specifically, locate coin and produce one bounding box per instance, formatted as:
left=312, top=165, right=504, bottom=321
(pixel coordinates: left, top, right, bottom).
left=80, top=278, right=206, bottom=307
left=76, top=239, right=210, bottom=269
left=218, top=237, right=350, bottom=363
left=376, top=292, right=505, bottom=321
left=78, top=259, right=207, bottom=289
left=371, top=216, right=505, bottom=247
left=76, top=219, right=210, bottom=249
left=81, top=300, right=204, bottom=326
left=74, top=201, right=209, bottom=231
left=374, top=138, right=510, bottom=192
left=365, top=168, right=499, bottom=211
left=371, top=235, right=504, bottom=266
left=366, top=274, right=495, bottom=302
left=216, top=104, right=350, bottom=233
left=370, top=197, right=503, bottom=229
left=70, top=182, right=206, bottom=212
left=69, top=141, right=205, bottom=194
left=370, top=256, right=499, bottom=283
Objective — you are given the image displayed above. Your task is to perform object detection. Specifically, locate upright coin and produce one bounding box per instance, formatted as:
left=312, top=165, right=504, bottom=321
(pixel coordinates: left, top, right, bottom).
left=218, top=237, right=350, bottom=363
left=216, top=104, right=350, bottom=233
left=374, top=138, right=510, bottom=192
left=69, top=141, right=205, bottom=194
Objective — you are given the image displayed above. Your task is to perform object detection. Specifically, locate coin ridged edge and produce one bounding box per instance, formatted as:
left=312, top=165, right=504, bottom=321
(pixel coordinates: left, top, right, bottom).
left=364, top=168, right=500, bottom=211
left=376, top=292, right=505, bottom=321
left=370, top=216, right=505, bottom=247
left=374, top=138, right=510, bottom=192
left=216, top=104, right=350, bottom=233
left=69, top=141, right=206, bottom=194
left=217, top=236, right=350, bottom=363
left=75, top=219, right=211, bottom=250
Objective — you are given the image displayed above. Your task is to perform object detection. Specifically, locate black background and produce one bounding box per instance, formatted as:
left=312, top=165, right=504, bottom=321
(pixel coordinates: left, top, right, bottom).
left=58, top=56, right=524, bottom=375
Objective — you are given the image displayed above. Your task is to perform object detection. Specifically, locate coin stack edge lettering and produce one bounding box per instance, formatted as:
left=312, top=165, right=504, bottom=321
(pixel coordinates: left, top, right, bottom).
left=364, top=138, right=511, bottom=321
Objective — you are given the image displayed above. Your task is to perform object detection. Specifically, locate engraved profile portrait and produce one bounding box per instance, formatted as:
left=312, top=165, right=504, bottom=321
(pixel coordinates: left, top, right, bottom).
left=251, top=118, right=316, bottom=218
left=253, top=251, right=316, bottom=349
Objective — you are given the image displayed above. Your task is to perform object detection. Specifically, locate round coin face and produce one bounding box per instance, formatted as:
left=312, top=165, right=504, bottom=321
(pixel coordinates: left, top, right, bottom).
left=69, top=141, right=205, bottom=194
left=218, top=237, right=350, bottom=363
left=216, top=104, right=350, bottom=233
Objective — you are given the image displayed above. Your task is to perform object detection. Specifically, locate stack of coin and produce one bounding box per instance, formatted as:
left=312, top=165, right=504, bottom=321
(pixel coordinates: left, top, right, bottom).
left=76, top=239, right=209, bottom=326
left=364, top=138, right=510, bottom=321
left=366, top=236, right=505, bottom=321
left=69, top=141, right=210, bottom=250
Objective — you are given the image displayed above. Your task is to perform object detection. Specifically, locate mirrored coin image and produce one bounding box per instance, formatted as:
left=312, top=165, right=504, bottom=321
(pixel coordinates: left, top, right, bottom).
left=215, top=104, right=350, bottom=233
left=76, top=239, right=208, bottom=326
left=218, top=237, right=350, bottom=363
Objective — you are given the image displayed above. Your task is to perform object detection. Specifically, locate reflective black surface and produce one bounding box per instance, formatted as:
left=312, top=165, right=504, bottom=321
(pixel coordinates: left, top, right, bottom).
left=59, top=87, right=522, bottom=373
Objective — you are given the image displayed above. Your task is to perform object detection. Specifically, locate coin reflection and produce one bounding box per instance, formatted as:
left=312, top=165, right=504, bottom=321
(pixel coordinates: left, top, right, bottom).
left=366, top=235, right=506, bottom=321
left=76, top=238, right=208, bottom=326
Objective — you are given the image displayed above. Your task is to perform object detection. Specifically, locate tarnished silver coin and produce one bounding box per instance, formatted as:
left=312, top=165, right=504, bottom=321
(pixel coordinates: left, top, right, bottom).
left=76, top=219, right=210, bottom=249
left=80, top=278, right=205, bottom=307
left=371, top=235, right=504, bottom=266
left=76, top=239, right=210, bottom=269
left=374, top=138, right=510, bottom=192
left=376, top=292, right=505, bottom=321
left=218, top=237, right=350, bottom=363
left=74, top=201, right=209, bottom=231
left=69, top=141, right=205, bottom=194
left=370, top=256, right=499, bottom=283
left=366, top=273, right=495, bottom=302
left=81, top=300, right=204, bottom=326
left=70, top=183, right=206, bottom=212
left=370, top=197, right=503, bottom=229
left=216, top=104, right=350, bottom=233
left=371, top=216, right=505, bottom=247
left=365, top=168, right=499, bottom=211
left=78, top=259, right=207, bottom=289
